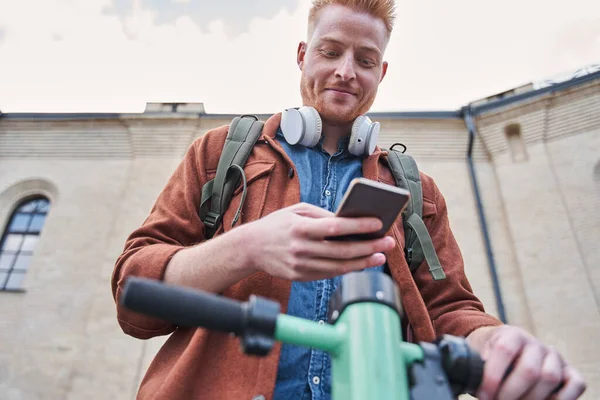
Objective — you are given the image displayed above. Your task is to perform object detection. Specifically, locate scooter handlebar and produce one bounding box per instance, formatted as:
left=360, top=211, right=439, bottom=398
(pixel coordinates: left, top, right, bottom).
left=121, top=276, right=247, bottom=335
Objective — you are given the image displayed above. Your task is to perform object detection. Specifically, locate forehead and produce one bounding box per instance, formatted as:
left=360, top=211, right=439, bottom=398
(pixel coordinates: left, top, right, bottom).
left=310, top=4, right=388, bottom=52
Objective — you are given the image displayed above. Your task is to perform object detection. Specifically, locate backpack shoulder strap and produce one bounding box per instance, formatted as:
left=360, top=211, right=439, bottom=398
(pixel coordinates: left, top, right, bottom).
left=386, top=149, right=446, bottom=280
left=199, top=115, right=264, bottom=238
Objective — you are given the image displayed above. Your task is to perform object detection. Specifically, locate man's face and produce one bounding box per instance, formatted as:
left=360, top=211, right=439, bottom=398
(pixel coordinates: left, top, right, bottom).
left=298, top=4, right=389, bottom=125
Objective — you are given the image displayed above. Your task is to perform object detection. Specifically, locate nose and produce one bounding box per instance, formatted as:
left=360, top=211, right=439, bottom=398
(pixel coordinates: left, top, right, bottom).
left=335, top=54, right=356, bottom=81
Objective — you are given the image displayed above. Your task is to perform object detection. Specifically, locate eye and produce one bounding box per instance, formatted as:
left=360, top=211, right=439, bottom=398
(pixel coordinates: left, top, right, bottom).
left=359, top=58, right=376, bottom=67
left=320, top=49, right=339, bottom=58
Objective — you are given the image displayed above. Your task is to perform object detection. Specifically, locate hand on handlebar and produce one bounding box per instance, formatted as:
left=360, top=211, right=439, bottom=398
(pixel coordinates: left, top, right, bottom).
left=475, top=325, right=586, bottom=400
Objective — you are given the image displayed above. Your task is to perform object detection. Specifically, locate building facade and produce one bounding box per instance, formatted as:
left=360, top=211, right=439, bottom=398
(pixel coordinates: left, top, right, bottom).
left=1, top=70, right=599, bottom=399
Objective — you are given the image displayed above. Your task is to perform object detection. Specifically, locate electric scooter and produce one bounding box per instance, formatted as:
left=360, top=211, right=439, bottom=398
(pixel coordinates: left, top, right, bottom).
left=121, top=270, right=484, bottom=399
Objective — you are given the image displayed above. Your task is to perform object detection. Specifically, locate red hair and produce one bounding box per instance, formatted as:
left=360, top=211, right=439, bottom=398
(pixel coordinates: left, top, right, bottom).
left=308, top=0, right=396, bottom=38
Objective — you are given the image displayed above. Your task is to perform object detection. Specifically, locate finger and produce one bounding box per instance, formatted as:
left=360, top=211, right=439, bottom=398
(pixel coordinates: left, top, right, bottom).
left=477, top=330, right=527, bottom=399
left=523, top=350, right=563, bottom=399
left=522, top=349, right=562, bottom=400
left=291, top=203, right=335, bottom=218
left=293, top=216, right=383, bottom=239
left=290, top=253, right=387, bottom=280
left=554, top=366, right=586, bottom=400
left=497, top=343, right=545, bottom=399
left=290, top=236, right=396, bottom=260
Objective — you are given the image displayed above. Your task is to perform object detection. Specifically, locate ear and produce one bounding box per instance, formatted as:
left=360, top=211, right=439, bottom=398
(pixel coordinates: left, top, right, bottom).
left=380, top=61, right=388, bottom=83
left=297, top=41, right=307, bottom=70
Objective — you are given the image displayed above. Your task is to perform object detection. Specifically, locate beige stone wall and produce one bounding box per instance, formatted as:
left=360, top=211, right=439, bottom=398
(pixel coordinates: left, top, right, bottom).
left=0, top=76, right=599, bottom=399
left=546, top=132, right=600, bottom=304
left=475, top=78, right=600, bottom=398
left=0, top=159, right=135, bottom=399
left=0, top=115, right=208, bottom=398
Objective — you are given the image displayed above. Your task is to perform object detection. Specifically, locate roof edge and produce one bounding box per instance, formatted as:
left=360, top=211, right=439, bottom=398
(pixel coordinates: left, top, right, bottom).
left=470, top=69, right=600, bottom=115
left=0, top=110, right=462, bottom=121
left=0, top=112, right=122, bottom=120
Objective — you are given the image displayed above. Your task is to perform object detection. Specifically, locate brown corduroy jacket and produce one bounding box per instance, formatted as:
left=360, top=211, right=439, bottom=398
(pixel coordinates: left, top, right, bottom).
left=111, top=113, right=502, bottom=400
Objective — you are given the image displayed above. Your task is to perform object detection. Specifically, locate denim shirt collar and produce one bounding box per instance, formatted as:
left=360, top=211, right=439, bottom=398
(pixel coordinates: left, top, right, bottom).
left=276, top=127, right=356, bottom=159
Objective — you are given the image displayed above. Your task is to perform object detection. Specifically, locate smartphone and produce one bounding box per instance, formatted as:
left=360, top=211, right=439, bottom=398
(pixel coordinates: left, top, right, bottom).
left=327, top=177, right=410, bottom=241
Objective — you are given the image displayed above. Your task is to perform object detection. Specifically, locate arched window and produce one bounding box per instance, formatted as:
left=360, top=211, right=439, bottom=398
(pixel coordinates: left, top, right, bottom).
left=0, top=197, right=50, bottom=292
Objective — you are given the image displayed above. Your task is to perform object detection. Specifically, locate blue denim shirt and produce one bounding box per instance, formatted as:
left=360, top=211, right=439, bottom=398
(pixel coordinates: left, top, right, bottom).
left=273, top=128, right=384, bottom=400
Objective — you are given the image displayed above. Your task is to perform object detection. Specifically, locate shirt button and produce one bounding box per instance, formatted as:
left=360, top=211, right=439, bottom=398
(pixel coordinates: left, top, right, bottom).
left=318, top=320, right=325, bottom=325
left=313, top=376, right=320, bottom=385
left=325, top=190, right=331, bottom=196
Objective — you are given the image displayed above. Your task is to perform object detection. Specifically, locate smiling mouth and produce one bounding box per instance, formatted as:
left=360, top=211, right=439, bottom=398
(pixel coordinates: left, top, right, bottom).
left=326, top=88, right=357, bottom=96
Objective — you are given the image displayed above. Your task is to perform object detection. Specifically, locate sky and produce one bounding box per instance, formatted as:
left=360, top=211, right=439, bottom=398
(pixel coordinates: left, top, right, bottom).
left=0, top=0, right=599, bottom=114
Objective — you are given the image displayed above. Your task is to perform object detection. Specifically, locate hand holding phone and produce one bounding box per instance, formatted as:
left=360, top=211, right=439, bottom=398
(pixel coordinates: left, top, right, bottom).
left=327, top=178, right=410, bottom=241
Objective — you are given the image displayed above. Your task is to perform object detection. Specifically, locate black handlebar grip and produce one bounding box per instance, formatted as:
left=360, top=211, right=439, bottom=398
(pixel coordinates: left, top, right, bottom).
left=121, top=276, right=246, bottom=335
left=436, top=334, right=485, bottom=397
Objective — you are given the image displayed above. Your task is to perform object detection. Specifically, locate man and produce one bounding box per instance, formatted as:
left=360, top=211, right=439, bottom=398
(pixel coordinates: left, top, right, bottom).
left=111, top=0, right=587, bottom=399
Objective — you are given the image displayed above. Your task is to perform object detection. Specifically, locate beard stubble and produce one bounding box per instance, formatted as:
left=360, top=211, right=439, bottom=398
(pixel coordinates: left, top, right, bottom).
left=299, top=72, right=378, bottom=126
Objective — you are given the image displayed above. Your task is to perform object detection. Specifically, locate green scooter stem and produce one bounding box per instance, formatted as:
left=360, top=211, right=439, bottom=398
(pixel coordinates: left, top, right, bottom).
left=275, top=302, right=423, bottom=400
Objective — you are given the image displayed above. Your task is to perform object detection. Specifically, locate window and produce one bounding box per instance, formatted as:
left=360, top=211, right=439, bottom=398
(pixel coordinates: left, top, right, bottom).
left=504, top=123, right=528, bottom=162
left=0, top=197, right=50, bottom=292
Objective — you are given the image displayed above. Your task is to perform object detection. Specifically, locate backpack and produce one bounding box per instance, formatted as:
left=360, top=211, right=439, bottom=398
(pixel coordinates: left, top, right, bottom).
left=198, top=115, right=446, bottom=281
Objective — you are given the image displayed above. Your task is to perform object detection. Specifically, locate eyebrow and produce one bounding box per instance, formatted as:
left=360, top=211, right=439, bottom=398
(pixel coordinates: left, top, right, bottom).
left=318, top=36, right=382, bottom=57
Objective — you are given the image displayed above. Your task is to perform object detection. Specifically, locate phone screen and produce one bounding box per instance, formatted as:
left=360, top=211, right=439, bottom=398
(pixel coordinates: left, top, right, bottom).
left=327, top=178, right=410, bottom=241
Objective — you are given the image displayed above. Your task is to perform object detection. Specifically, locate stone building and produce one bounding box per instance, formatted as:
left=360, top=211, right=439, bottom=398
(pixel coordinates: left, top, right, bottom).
left=1, top=67, right=599, bottom=399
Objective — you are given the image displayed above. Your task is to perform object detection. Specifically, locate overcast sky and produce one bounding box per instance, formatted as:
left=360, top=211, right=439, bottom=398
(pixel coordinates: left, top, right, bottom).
left=0, top=0, right=598, bottom=114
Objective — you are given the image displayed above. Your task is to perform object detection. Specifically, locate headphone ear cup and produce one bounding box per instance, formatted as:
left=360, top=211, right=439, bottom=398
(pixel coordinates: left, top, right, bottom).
left=281, top=108, right=305, bottom=145
left=349, top=116, right=380, bottom=156
left=349, top=116, right=367, bottom=156
left=366, top=121, right=379, bottom=155
left=298, top=106, right=322, bottom=148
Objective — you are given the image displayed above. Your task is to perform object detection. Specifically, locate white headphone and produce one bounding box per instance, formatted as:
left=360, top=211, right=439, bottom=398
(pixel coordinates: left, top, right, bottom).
left=280, top=106, right=380, bottom=157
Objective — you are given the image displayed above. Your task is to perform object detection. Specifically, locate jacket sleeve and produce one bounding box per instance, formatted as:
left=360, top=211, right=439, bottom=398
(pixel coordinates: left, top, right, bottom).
left=111, top=138, right=208, bottom=340
left=413, top=174, right=503, bottom=338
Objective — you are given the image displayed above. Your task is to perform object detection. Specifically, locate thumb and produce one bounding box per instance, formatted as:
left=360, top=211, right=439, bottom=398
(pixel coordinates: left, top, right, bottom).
left=292, top=203, right=335, bottom=219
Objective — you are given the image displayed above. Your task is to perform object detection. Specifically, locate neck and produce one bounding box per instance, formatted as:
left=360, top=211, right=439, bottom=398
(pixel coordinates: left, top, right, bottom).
left=321, top=120, right=352, bottom=155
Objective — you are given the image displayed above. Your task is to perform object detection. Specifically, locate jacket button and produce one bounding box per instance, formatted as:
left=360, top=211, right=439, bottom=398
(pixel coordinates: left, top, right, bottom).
left=288, top=168, right=295, bottom=178
left=252, top=395, right=266, bottom=400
